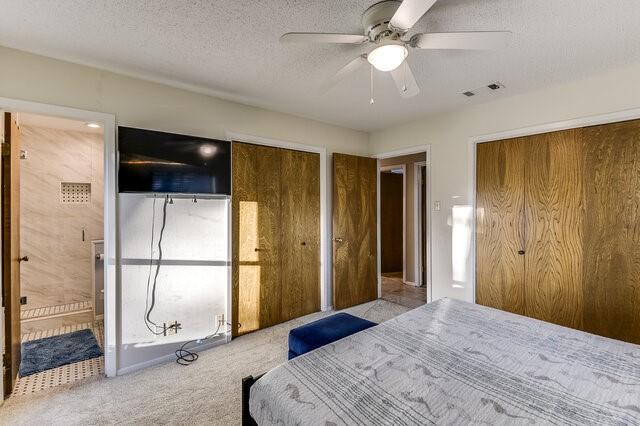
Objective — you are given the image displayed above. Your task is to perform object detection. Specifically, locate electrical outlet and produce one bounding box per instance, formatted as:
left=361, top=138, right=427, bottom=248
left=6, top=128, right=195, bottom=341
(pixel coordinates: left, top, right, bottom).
left=166, top=320, right=180, bottom=335
left=156, top=321, right=181, bottom=336
left=216, top=314, right=225, bottom=325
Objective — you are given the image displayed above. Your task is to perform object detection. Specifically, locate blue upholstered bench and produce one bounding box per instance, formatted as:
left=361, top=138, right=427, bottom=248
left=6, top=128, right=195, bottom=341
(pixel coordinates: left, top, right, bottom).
left=288, top=313, right=377, bottom=360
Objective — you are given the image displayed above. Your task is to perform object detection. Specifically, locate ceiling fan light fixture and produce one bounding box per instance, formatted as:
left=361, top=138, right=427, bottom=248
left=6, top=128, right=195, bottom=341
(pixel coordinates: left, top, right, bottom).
left=367, top=43, right=408, bottom=72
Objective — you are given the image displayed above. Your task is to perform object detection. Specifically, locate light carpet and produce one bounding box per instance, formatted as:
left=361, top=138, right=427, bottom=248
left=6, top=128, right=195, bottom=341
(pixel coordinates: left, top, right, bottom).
left=0, top=299, right=409, bottom=425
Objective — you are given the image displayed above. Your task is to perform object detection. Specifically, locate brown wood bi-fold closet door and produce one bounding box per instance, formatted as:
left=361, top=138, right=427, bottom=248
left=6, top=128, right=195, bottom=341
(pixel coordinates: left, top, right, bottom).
left=332, top=153, right=377, bottom=310
left=280, top=148, right=321, bottom=321
left=475, top=137, right=526, bottom=316
left=232, top=142, right=320, bottom=337
left=581, top=120, right=640, bottom=343
left=476, top=118, right=640, bottom=344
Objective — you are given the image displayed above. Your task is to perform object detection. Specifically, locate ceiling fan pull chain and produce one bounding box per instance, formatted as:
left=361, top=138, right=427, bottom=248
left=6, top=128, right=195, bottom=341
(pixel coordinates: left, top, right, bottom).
left=402, top=60, right=408, bottom=93
left=370, top=65, right=375, bottom=105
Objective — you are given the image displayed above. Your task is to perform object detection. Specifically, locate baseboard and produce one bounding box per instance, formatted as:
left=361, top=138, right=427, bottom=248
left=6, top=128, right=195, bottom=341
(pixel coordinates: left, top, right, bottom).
left=116, top=335, right=229, bottom=376
left=404, top=281, right=419, bottom=287
left=321, top=305, right=333, bottom=312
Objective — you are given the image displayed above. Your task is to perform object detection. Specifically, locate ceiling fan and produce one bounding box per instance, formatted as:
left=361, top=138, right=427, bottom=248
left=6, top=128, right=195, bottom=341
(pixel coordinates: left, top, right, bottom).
left=280, top=0, right=511, bottom=99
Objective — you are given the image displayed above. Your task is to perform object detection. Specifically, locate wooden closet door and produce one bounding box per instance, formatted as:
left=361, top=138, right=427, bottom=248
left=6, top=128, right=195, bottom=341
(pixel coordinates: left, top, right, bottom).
left=523, top=129, right=584, bottom=329
left=582, top=119, right=640, bottom=344
left=232, top=143, right=282, bottom=336
left=333, top=153, right=377, bottom=310
left=475, top=138, right=526, bottom=315
left=280, top=149, right=320, bottom=321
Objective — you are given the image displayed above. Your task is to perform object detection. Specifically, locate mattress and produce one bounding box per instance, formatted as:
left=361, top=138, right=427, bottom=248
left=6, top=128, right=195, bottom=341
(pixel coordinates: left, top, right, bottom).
left=249, top=298, right=640, bottom=425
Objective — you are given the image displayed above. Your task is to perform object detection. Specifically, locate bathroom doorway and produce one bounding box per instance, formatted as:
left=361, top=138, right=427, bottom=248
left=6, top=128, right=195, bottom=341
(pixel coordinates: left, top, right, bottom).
left=2, top=111, right=105, bottom=397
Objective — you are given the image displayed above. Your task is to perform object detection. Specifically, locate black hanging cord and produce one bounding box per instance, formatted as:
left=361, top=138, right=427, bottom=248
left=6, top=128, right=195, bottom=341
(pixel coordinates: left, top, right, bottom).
left=144, top=195, right=176, bottom=335
left=143, top=196, right=157, bottom=334
left=141, top=194, right=226, bottom=362
left=175, top=321, right=224, bottom=366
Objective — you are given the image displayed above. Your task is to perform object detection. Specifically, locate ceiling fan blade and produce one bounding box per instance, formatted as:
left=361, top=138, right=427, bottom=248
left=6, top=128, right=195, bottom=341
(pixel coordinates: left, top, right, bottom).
left=390, top=61, right=420, bottom=98
left=321, top=55, right=368, bottom=92
left=281, top=32, right=368, bottom=44
left=411, top=31, right=512, bottom=50
left=390, top=0, right=438, bottom=32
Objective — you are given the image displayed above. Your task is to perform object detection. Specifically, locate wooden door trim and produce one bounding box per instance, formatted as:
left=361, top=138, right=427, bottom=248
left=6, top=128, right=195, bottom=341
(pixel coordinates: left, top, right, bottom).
left=226, top=132, right=330, bottom=310
left=0, top=96, right=117, bottom=378
left=469, top=106, right=640, bottom=304
left=379, top=164, right=406, bottom=283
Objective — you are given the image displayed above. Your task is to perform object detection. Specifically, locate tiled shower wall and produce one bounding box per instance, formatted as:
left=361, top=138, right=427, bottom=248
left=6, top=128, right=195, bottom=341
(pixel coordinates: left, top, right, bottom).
left=20, top=125, right=103, bottom=310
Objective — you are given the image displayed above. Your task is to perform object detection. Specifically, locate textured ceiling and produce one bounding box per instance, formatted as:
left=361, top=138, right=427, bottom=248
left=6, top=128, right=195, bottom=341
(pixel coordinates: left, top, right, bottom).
left=1, top=0, right=639, bottom=131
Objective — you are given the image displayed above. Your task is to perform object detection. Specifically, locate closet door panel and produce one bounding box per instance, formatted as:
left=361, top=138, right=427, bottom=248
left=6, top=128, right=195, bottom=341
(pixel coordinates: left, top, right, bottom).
left=333, top=153, right=377, bottom=310
left=524, top=130, right=584, bottom=330
left=475, top=139, right=526, bottom=315
left=582, top=120, right=640, bottom=344
left=280, top=149, right=320, bottom=321
left=232, top=143, right=282, bottom=336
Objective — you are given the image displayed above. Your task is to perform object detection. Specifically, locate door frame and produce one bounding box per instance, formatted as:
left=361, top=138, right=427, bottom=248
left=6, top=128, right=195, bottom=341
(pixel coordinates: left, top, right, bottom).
left=468, top=106, right=640, bottom=304
left=414, top=161, right=427, bottom=288
left=225, top=132, right=329, bottom=311
left=379, top=164, right=406, bottom=283
left=0, top=96, right=117, bottom=379
left=373, top=145, right=432, bottom=302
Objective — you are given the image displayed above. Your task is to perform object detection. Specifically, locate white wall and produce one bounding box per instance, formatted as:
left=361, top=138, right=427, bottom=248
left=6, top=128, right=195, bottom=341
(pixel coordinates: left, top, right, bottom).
left=370, top=62, right=640, bottom=303
left=119, top=195, right=229, bottom=372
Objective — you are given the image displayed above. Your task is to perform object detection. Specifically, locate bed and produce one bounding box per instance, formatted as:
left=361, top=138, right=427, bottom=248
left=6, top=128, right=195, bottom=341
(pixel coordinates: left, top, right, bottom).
left=246, top=298, right=640, bottom=425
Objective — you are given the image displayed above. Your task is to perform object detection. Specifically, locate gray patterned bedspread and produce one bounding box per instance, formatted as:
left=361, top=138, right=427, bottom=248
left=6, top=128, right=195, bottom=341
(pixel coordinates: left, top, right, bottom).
left=249, top=298, right=640, bottom=425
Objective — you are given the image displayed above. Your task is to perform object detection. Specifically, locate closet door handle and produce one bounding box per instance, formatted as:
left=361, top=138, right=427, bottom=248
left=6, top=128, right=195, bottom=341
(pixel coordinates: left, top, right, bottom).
left=517, top=250, right=525, bottom=255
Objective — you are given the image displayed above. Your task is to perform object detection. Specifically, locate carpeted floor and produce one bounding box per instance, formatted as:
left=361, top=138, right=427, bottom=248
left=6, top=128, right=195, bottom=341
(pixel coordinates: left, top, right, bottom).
left=0, top=299, right=410, bottom=425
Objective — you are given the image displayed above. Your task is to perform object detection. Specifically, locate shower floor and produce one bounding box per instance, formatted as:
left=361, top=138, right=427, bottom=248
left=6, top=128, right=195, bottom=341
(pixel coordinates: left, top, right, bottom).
left=12, top=320, right=104, bottom=397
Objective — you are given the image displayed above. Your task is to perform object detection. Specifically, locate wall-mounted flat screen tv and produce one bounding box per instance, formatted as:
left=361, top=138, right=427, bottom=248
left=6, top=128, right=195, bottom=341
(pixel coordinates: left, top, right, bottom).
left=118, top=127, right=231, bottom=194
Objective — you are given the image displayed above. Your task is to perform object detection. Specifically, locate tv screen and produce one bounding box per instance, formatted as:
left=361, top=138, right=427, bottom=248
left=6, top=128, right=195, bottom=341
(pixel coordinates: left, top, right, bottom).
left=118, top=127, right=231, bottom=195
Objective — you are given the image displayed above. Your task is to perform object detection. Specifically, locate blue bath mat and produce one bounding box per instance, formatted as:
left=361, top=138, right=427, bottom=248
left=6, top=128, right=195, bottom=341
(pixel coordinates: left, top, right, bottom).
left=20, top=329, right=103, bottom=377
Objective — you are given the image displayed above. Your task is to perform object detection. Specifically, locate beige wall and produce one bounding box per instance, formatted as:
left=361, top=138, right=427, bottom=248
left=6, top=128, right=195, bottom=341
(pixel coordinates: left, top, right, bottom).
left=370, top=62, right=640, bottom=303
left=0, top=46, right=369, bottom=156
left=4, top=44, right=640, bottom=369
left=0, top=45, right=370, bottom=372
left=380, top=152, right=426, bottom=284
left=20, top=125, right=103, bottom=309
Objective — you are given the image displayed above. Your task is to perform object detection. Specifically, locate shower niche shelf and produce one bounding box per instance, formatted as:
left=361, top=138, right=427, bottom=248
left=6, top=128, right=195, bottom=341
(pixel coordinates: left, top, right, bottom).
left=60, top=182, right=91, bottom=204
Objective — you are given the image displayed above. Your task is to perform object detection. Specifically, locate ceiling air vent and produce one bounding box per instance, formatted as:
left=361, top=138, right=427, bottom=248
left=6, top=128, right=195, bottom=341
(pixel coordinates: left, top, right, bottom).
left=462, top=91, right=475, bottom=97
left=487, top=82, right=504, bottom=91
